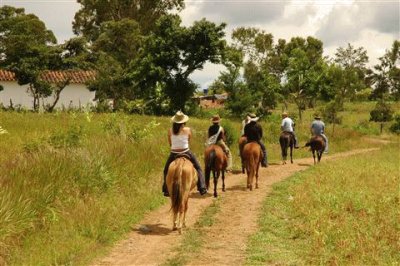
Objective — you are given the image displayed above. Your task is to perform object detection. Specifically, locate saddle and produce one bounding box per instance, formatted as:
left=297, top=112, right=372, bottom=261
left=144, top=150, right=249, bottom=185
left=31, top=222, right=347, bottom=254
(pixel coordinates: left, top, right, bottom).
left=174, top=153, right=191, bottom=160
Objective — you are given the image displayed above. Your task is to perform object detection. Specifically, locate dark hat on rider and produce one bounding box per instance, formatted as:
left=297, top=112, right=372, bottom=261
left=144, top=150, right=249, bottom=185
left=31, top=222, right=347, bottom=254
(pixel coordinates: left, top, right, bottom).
left=211, top=114, right=221, bottom=123
left=171, top=110, right=189, bottom=124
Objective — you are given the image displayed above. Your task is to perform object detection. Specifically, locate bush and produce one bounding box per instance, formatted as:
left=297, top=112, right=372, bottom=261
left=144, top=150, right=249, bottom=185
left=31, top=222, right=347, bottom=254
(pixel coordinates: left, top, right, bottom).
left=389, top=114, right=400, bottom=134
left=221, top=120, right=239, bottom=147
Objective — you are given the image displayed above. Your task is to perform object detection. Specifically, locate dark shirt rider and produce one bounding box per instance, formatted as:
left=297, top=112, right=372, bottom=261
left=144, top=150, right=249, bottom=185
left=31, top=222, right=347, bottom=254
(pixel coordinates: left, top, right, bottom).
left=243, top=113, right=267, bottom=167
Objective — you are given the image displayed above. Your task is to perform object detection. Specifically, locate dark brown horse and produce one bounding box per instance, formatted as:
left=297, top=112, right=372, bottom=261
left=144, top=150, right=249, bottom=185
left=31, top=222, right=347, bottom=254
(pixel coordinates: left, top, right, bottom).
left=204, top=144, right=228, bottom=198
left=238, top=136, right=247, bottom=173
left=242, top=142, right=262, bottom=191
left=279, top=132, right=295, bottom=164
left=166, top=156, right=197, bottom=233
left=305, top=135, right=326, bottom=164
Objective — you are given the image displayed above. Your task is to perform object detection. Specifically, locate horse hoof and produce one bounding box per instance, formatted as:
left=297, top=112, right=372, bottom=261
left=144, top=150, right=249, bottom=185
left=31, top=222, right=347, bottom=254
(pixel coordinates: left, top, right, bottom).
left=213, top=193, right=218, bottom=198
left=178, top=228, right=182, bottom=234
left=256, top=185, right=259, bottom=189
left=222, top=188, right=225, bottom=192
left=172, top=227, right=178, bottom=231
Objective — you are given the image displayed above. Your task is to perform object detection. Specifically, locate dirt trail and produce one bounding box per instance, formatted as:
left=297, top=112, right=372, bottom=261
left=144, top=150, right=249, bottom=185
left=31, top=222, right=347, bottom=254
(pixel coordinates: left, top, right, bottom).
left=92, top=148, right=378, bottom=266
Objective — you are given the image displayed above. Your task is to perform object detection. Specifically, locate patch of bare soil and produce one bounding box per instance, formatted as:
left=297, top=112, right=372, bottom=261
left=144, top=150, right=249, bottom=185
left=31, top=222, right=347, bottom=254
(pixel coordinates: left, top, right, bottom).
left=92, top=148, right=378, bottom=266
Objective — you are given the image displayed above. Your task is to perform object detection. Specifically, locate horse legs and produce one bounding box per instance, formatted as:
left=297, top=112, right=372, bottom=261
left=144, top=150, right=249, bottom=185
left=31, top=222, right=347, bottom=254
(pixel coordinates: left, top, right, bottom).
left=317, top=151, right=322, bottom=162
left=255, top=161, right=260, bottom=189
left=222, top=170, right=225, bottom=192
left=205, top=167, right=210, bottom=190
left=213, top=170, right=218, bottom=198
left=290, top=145, right=293, bottom=164
left=182, top=198, right=189, bottom=229
left=312, top=149, right=316, bottom=165
left=173, top=211, right=178, bottom=231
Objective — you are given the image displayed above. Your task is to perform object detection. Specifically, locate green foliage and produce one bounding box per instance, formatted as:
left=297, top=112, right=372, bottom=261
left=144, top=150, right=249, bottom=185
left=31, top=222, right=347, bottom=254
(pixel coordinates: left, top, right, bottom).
left=221, top=120, right=238, bottom=147
left=73, top=0, right=185, bottom=41
left=48, top=125, right=84, bottom=149
left=389, top=114, right=400, bottom=134
left=322, top=100, right=342, bottom=125
left=134, top=15, right=226, bottom=111
left=370, top=100, right=393, bottom=123
left=371, top=40, right=400, bottom=100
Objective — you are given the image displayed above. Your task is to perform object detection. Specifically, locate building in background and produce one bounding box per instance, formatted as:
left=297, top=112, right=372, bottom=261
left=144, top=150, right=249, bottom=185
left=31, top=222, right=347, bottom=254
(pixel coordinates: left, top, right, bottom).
left=0, top=70, right=96, bottom=110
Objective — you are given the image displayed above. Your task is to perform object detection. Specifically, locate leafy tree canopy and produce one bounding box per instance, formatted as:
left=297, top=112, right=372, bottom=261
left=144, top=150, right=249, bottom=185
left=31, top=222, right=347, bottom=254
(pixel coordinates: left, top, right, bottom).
left=73, top=0, right=185, bottom=41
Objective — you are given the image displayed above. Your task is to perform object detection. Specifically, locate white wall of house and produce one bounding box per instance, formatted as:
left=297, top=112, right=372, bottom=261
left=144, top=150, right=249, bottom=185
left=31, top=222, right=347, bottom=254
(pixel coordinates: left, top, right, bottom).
left=0, top=81, right=96, bottom=109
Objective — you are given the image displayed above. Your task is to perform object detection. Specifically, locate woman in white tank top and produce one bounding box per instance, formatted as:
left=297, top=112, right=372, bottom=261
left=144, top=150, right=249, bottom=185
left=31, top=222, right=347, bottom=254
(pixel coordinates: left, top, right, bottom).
left=162, top=111, right=207, bottom=197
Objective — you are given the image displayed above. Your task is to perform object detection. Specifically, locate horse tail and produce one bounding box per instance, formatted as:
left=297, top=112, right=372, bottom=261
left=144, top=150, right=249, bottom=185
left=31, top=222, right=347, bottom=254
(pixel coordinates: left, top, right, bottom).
left=279, top=135, right=288, bottom=158
left=305, top=140, right=311, bottom=147
left=205, top=149, right=216, bottom=181
left=249, top=151, right=256, bottom=183
left=171, top=158, right=184, bottom=214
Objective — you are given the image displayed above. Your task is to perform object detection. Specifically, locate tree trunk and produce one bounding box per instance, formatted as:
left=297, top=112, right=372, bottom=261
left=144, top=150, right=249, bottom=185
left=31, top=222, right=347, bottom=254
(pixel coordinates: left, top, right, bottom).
left=298, top=106, right=302, bottom=121
left=380, top=123, right=383, bottom=134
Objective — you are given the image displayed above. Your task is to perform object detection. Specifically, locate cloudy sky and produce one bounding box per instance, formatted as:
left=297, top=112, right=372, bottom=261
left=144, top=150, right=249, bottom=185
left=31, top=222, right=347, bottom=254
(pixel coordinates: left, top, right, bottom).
left=1, top=0, right=399, bottom=89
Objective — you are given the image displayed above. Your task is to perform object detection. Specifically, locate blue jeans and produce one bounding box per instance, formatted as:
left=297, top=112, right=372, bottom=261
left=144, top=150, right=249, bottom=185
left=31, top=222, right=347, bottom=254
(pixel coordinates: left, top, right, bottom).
left=162, top=150, right=206, bottom=193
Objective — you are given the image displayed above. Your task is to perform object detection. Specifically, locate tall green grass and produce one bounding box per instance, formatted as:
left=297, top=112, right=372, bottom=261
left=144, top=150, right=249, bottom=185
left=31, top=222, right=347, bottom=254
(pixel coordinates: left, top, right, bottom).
left=246, top=145, right=400, bottom=265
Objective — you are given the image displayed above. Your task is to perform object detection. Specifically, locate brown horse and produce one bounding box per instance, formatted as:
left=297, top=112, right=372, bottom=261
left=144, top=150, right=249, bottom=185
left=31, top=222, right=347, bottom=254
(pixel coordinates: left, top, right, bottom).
left=238, top=136, right=247, bottom=173
left=204, top=144, right=228, bottom=198
left=166, top=156, right=197, bottom=233
left=305, top=135, right=326, bottom=164
left=279, top=132, right=295, bottom=164
left=242, top=142, right=262, bottom=191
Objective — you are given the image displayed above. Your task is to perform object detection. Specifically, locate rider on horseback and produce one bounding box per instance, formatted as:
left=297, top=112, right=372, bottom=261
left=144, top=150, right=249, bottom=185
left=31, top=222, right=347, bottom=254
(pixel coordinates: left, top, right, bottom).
left=162, top=111, right=207, bottom=197
left=206, top=115, right=233, bottom=171
left=281, top=112, right=299, bottom=149
left=243, top=113, right=268, bottom=167
left=311, top=113, right=329, bottom=153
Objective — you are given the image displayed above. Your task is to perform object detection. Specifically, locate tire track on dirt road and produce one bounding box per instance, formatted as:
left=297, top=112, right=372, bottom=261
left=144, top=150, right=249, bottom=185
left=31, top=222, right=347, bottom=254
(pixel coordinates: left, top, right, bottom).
left=92, top=148, right=378, bottom=266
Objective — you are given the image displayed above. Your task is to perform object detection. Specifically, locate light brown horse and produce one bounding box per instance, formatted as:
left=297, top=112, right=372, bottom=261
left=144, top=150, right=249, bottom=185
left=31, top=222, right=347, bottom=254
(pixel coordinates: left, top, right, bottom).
left=305, top=135, right=326, bottom=164
left=204, top=144, right=227, bottom=198
left=242, top=142, right=262, bottom=191
left=238, top=136, right=247, bottom=173
left=279, top=132, right=295, bottom=164
left=166, top=156, right=197, bottom=233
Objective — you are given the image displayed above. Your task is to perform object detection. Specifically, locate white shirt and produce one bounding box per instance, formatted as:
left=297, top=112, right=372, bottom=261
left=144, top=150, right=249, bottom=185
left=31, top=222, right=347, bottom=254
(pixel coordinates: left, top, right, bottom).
left=281, top=117, right=294, bottom=132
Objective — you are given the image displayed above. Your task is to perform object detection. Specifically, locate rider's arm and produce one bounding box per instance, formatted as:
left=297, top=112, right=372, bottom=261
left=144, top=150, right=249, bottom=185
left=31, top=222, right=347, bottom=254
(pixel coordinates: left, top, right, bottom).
left=187, top=127, right=192, bottom=144
left=168, top=129, right=172, bottom=147
left=221, top=128, right=227, bottom=141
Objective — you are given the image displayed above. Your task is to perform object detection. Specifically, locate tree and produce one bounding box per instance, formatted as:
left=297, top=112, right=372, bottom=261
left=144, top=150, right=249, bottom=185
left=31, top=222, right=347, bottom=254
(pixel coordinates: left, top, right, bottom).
left=87, top=19, right=143, bottom=108
left=333, top=43, right=369, bottom=101
left=322, top=100, right=342, bottom=135
left=0, top=6, right=58, bottom=110
left=73, top=0, right=185, bottom=41
left=320, top=63, right=365, bottom=108
left=133, top=15, right=226, bottom=112
left=370, top=100, right=393, bottom=134
left=284, top=48, right=325, bottom=120
left=371, top=40, right=400, bottom=99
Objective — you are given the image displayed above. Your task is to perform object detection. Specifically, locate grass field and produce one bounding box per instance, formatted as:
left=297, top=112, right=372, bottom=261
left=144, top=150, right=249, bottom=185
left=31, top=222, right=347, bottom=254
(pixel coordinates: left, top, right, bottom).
left=0, top=101, right=398, bottom=264
left=245, top=145, right=400, bottom=265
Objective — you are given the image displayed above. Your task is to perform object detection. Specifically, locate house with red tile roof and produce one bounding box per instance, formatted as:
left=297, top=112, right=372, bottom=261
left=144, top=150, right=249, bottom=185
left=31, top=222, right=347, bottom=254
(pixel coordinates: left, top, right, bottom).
left=0, top=70, right=96, bottom=110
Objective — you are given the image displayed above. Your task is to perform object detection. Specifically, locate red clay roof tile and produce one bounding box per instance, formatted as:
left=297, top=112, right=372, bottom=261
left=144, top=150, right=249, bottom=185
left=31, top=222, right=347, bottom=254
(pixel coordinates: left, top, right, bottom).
left=0, top=70, right=96, bottom=84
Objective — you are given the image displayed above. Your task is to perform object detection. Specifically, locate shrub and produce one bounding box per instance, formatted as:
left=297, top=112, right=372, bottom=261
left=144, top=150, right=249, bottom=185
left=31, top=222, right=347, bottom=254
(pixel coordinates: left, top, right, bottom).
left=221, top=120, right=238, bottom=147
left=389, top=114, right=400, bottom=134
left=48, top=125, right=84, bottom=149
left=370, top=100, right=393, bottom=134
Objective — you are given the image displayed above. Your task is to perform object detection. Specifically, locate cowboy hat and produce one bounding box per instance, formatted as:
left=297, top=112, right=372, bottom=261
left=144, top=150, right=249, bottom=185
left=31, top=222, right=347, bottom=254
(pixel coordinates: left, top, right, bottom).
left=314, top=113, right=321, bottom=119
left=247, top=113, right=259, bottom=122
left=171, top=111, right=189, bottom=124
left=211, top=114, right=221, bottom=123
